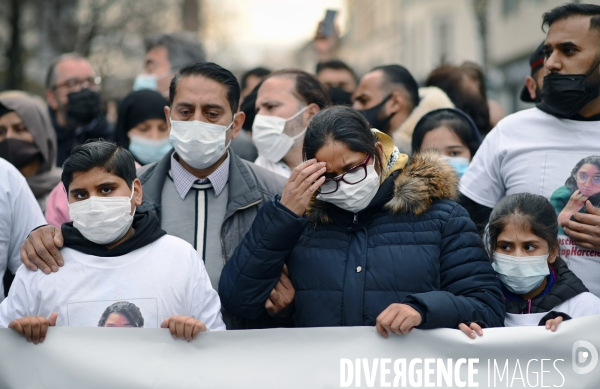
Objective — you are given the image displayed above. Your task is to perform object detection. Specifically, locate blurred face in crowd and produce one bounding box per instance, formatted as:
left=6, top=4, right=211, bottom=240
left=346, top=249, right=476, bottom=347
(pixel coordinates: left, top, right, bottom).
left=144, top=45, right=174, bottom=96
left=420, top=125, right=472, bottom=161
left=241, top=74, right=263, bottom=100
left=353, top=70, right=406, bottom=133
left=0, top=111, right=40, bottom=177
left=164, top=74, right=244, bottom=170
left=255, top=76, right=317, bottom=138
left=45, top=58, right=99, bottom=116
left=0, top=112, right=33, bottom=144
left=353, top=70, right=387, bottom=111
left=544, top=16, right=600, bottom=77
left=317, top=68, right=357, bottom=93
left=128, top=118, right=169, bottom=140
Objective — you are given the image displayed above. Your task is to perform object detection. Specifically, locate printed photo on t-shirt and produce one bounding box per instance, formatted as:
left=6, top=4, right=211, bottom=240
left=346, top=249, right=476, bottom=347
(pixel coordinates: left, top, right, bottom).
left=66, top=298, right=158, bottom=328
left=550, top=155, right=600, bottom=234
left=541, top=152, right=600, bottom=296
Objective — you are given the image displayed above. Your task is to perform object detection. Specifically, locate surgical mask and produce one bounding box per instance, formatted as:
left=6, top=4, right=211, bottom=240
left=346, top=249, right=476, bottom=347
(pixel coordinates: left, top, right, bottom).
left=128, top=135, right=171, bottom=165
left=359, top=95, right=393, bottom=133
left=492, top=252, right=550, bottom=295
left=169, top=116, right=234, bottom=169
left=69, top=186, right=136, bottom=245
left=0, top=138, right=42, bottom=168
left=316, top=160, right=380, bottom=213
left=66, top=88, right=102, bottom=126
left=539, top=63, right=600, bottom=118
left=132, top=74, right=158, bottom=91
left=252, top=106, right=308, bottom=163
left=132, top=70, right=172, bottom=92
left=441, top=156, right=470, bottom=178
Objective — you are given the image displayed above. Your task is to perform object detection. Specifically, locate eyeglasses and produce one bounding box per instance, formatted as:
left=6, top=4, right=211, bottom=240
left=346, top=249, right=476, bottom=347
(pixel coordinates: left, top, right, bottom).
left=576, top=172, right=600, bottom=186
left=53, top=76, right=102, bottom=91
left=318, top=154, right=371, bottom=195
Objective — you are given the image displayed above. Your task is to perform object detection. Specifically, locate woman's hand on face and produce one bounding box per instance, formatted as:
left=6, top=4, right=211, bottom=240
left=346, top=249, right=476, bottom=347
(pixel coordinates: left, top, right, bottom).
left=376, top=303, right=422, bottom=338
left=545, top=316, right=564, bottom=332
left=458, top=322, right=483, bottom=339
left=280, top=159, right=326, bottom=216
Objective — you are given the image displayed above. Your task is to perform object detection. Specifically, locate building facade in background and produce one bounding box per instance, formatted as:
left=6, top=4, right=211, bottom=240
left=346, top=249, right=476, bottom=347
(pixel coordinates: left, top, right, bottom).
left=311, top=0, right=600, bottom=114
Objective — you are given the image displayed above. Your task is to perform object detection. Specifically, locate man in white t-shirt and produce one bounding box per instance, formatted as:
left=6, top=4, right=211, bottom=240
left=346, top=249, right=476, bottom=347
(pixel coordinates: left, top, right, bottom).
left=0, top=140, right=225, bottom=344
left=460, top=3, right=600, bottom=296
left=0, top=158, right=46, bottom=302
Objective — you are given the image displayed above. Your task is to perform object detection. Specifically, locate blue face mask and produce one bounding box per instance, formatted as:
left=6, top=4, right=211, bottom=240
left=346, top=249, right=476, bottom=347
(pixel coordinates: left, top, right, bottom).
left=132, top=74, right=158, bottom=91
left=128, top=135, right=171, bottom=165
left=492, top=252, right=550, bottom=295
left=441, top=156, right=470, bottom=178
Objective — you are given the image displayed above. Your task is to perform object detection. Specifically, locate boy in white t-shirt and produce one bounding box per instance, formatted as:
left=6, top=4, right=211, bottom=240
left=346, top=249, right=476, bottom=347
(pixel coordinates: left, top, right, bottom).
left=0, top=140, right=225, bottom=344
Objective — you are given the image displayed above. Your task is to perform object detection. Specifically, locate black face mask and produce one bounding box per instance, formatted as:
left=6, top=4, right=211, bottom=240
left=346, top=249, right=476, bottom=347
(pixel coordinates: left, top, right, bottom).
left=327, top=87, right=353, bottom=106
left=359, top=94, right=393, bottom=133
left=66, top=88, right=101, bottom=127
left=538, top=61, right=600, bottom=118
left=0, top=138, right=42, bottom=168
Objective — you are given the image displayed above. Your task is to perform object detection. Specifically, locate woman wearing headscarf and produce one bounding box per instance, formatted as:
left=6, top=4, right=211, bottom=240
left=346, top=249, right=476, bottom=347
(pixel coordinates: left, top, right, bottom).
left=45, top=89, right=169, bottom=227
left=114, top=89, right=170, bottom=165
left=0, top=92, right=62, bottom=211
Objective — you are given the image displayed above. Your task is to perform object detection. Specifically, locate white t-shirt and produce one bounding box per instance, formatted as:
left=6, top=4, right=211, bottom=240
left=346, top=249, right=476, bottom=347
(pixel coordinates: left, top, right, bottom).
left=0, top=235, right=225, bottom=331
left=0, top=158, right=46, bottom=302
left=255, top=155, right=292, bottom=178
left=505, top=292, right=600, bottom=327
left=460, top=108, right=600, bottom=295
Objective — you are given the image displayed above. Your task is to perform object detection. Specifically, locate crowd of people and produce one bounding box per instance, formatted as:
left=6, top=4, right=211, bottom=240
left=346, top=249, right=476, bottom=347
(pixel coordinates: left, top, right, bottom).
left=0, top=3, right=600, bottom=346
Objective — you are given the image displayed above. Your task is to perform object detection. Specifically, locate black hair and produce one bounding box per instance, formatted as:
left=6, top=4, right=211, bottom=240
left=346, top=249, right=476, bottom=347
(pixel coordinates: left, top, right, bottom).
left=264, top=69, right=331, bottom=109
left=425, top=64, right=491, bottom=136
left=169, top=62, right=240, bottom=114
left=241, top=67, right=271, bottom=90
left=316, top=60, right=358, bottom=81
left=240, top=82, right=261, bottom=131
left=97, top=301, right=144, bottom=327
left=303, top=106, right=384, bottom=175
left=542, top=3, right=600, bottom=32
left=61, top=139, right=136, bottom=191
left=412, top=108, right=482, bottom=157
left=371, top=64, right=420, bottom=109
left=488, top=193, right=559, bottom=266
left=565, top=155, right=600, bottom=206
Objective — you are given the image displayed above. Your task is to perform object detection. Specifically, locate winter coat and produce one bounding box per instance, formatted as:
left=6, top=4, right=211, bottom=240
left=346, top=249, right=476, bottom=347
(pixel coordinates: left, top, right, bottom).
left=219, top=151, right=505, bottom=328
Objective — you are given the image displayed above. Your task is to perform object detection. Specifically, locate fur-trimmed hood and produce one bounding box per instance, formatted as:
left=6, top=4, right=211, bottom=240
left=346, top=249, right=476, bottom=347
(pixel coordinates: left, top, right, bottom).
left=392, top=87, right=454, bottom=155
left=307, top=150, right=459, bottom=225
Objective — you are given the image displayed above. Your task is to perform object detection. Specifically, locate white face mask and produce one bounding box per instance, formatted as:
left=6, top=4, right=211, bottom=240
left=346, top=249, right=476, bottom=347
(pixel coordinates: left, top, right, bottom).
left=252, top=106, right=308, bottom=163
left=316, top=160, right=380, bottom=213
left=69, top=185, right=136, bottom=245
left=169, top=116, right=235, bottom=169
left=492, top=252, right=550, bottom=295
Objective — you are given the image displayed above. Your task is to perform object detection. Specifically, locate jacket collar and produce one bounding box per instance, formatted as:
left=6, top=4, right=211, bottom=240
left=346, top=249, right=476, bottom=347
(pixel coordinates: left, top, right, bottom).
left=306, top=150, right=459, bottom=225
left=226, top=152, right=265, bottom=216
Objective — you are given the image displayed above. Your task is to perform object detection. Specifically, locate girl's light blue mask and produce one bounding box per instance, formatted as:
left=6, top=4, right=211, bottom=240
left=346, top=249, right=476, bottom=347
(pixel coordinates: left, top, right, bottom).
left=128, top=135, right=171, bottom=165
left=441, top=156, right=470, bottom=178
left=492, top=252, right=550, bottom=295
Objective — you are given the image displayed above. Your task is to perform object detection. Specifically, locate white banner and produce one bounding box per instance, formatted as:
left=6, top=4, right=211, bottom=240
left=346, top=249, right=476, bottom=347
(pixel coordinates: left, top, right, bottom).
left=1, top=315, right=600, bottom=388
